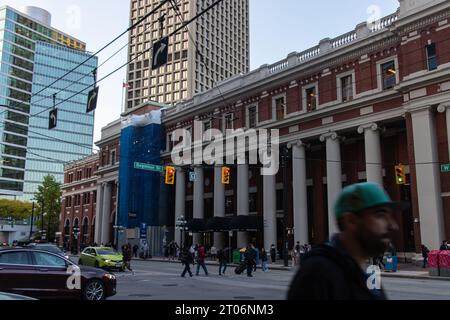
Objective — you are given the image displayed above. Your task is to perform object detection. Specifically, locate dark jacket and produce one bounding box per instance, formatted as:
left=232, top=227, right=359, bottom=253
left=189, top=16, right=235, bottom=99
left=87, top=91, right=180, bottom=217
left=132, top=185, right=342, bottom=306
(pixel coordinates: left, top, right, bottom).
left=244, top=248, right=256, bottom=265
left=422, top=245, right=430, bottom=258
left=181, top=251, right=194, bottom=264
left=287, top=236, right=387, bottom=301
left=217, top=249, right=228, bottom=263
left=440, top=244, right=449, bottom=251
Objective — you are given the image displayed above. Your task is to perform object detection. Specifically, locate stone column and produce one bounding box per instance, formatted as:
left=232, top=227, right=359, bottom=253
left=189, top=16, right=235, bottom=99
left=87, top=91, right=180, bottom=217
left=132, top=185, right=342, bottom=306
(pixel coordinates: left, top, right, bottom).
left=320, top=132, right=342, bottom=237
left=101, top=182, right=112, bottom=245
left=213, top=166, right=225, bottom=249
left=193, top=167, right=204, bottom=245
left=358, top=123, right=384, bottom=186
left=438, top=103, right=450, bottom=159
left=289, top=140, right=309, bottom=245
left=263, top=173, right=277, bottom=253
left=411, top=108, right=445, bottom=249
left=94, top=183, right=104, bottom=244
left=237, top=164, right=249, bottom=247
left=174, top=168, right=186, bottom=246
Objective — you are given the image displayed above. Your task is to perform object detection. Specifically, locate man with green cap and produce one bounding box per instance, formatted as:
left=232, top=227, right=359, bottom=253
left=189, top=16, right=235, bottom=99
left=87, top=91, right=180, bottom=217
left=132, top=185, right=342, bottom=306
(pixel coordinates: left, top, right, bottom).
left=287, top=182, right=403, bottom=300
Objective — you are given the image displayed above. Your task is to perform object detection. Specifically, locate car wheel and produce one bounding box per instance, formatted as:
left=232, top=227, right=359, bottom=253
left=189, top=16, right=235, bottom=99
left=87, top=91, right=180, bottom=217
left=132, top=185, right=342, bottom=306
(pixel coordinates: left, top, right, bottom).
left=83, top=279, right=106, bottom=301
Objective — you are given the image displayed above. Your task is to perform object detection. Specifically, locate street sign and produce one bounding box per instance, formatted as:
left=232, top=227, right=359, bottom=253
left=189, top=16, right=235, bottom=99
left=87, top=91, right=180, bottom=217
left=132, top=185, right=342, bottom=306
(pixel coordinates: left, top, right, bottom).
left=152, top=37, right=169, bottom=70
left=189, top=171, right=197, bottom=182
left=134, top=162, right=165, bottom=172
left=441, top=164, right=450, bottom=173
left=140, top=223, right=147, bottom=240
left=86, top=86, right=99, bottom=113
left=48, top=109, right=58, bottom=129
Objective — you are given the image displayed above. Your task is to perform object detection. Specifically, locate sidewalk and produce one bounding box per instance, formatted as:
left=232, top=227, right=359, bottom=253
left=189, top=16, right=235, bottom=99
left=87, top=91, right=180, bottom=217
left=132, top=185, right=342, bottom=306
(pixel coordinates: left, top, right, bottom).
left=129, top=256, right=450, bottom=281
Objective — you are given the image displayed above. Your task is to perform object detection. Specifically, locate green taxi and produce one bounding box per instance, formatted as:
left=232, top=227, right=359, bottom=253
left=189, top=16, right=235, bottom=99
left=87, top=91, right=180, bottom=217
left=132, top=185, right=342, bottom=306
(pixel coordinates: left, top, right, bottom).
left=79, top=247, right=125, bottom=271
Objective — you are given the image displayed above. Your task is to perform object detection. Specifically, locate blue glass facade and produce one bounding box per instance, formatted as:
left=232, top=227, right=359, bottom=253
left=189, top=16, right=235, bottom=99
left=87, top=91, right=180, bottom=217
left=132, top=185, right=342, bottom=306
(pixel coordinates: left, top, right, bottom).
left=0, top=6, right=95, bottom=198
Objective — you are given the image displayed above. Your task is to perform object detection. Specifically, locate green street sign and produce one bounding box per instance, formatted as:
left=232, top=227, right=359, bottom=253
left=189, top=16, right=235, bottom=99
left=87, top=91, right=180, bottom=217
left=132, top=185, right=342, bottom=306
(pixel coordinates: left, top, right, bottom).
left=441, top=164, right=450, bottom=173
left=134, top=162, right=165, bottom=173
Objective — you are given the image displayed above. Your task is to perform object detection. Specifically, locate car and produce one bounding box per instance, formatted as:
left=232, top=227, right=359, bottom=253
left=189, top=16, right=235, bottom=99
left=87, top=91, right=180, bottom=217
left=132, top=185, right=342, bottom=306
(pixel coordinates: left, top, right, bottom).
left=78, top=247, right=125, bottom=271
left=0, top=248, right=116, bottom=300
left=26, top=243, right=70, bottom=260
left=0, top=292, right=36, bottom=300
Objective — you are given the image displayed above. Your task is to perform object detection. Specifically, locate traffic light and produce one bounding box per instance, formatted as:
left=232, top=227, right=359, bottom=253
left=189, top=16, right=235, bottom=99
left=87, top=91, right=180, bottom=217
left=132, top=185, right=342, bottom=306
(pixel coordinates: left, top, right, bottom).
left=221, top=167, right=231, bottom=185
left=395, top=164, right=406, bottom=185
left=165, top=166, right=175, bottom=185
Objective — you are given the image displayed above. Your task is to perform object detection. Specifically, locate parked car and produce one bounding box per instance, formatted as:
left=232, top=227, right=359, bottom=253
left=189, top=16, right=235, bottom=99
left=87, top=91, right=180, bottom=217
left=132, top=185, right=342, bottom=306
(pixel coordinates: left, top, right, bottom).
left=0, top=292, right=36, bottom=300
left=26, top=243, right=70, bottom=260
left=78, top=247, right=125, bottom=271
left=0, top=248, right=116, bottom=300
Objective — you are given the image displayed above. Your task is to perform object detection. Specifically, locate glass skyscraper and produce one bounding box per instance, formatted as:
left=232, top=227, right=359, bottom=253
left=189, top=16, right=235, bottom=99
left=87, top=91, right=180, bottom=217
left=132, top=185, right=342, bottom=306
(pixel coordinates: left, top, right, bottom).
left=0, top=6, right=97, bottom=199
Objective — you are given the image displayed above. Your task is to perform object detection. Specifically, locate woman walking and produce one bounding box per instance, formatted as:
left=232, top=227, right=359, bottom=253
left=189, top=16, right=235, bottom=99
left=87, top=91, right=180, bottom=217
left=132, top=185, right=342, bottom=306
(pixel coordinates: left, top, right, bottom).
left=180, top=248, right=194, bottom=277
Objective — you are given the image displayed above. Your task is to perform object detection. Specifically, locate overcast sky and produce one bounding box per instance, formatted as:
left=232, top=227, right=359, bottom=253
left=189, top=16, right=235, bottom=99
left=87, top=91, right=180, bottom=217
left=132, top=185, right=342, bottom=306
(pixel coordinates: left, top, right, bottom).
left=2, top=0, right=400, bottom=146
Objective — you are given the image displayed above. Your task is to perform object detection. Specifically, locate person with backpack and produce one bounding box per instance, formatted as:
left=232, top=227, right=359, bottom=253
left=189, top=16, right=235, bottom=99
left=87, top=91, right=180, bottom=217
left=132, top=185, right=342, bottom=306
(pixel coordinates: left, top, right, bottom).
left=244, top=244, right=256, bottom=277
left=217, top=248, right=228, bottom=276
left=195, top=244, right=208, bottom=276
left=421, top=244, right=430, bottom=268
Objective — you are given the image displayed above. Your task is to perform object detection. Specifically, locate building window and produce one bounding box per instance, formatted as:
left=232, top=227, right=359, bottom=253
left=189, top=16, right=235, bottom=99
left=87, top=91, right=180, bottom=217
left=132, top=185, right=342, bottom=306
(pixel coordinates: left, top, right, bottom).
left=247, top=105, right=257, bottom=128
left=381, top=61, right=397, bottom=90
left=249, top=192, right=257, bottom=213
left=225, top=195, right=234, bottom=215
left=426, top=44, right=437, bottom=71
left=276, top=190, right=283, bottom=211
left=203, top=120, right=211, bottom=141
left=111, top=150, right=116, bottom=166
left=340, top=75, right=353, bottom=102
left=305, top=87, right=317, bottom=111
left=274, top=97, right=285, bottom=121
left=224, top=113, right=234, bottom=130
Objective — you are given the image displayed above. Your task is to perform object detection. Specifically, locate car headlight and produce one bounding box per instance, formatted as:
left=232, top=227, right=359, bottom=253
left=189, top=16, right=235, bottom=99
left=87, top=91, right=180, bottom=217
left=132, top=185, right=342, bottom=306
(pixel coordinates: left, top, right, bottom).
left=104, top=260, right=111, bottom=263
left=104, top=273, right=116, bottom=280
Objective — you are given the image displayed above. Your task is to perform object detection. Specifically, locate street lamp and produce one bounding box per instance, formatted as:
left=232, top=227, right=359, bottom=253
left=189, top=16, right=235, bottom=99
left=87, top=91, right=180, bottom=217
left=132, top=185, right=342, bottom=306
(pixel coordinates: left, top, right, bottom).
left=73, top=226, right=80, bottom=254
left=175, top=216, right=187, bottom=249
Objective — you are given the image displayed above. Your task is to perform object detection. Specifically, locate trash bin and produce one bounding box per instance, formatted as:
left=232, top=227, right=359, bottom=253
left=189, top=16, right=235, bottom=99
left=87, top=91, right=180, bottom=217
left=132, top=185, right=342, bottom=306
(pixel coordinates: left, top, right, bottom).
left=439, top=251, right=450, bottom=277
left=233, top=250, right=241, bottom=264
left=385, top=255, right=398, bottom=272
left=428, top=250, right=440, bottom=276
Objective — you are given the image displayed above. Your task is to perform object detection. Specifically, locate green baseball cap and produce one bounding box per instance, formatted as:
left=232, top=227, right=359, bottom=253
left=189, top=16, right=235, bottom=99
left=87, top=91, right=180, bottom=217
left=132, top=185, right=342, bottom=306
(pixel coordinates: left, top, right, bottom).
left=334, top=182, right=407, bottom=219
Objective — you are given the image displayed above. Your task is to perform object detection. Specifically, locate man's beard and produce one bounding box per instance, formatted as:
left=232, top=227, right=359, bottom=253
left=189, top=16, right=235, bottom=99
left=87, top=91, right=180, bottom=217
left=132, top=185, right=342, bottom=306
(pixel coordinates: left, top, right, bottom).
left=356, top=230, right=390, bottom=257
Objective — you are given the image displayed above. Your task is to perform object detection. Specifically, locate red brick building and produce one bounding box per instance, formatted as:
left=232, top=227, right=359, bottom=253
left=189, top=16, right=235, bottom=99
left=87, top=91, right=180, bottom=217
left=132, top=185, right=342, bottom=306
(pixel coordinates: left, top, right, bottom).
left=59, top=154, right=99, bottom=250
left=162, top=0, right=450, bottom=259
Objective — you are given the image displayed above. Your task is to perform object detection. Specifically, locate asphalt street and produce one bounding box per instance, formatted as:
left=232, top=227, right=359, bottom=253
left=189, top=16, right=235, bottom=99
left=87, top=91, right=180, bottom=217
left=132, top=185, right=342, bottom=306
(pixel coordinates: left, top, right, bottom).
left=72, top=258, right=450, bottom=300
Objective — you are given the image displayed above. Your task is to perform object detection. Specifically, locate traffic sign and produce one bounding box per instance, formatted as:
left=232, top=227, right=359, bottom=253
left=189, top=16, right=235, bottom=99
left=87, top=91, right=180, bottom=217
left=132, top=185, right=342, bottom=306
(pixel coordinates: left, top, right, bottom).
left=441, top=164, right=450, bottom=173
left=152, top=37, right=169, bottom=70
left=48, top=109, right=58, bottom=129
left=140, top=223, right=147, bottom=239
left=86, top=86, right=99, bottom=113
left=134, top=162, right=165, bottom=172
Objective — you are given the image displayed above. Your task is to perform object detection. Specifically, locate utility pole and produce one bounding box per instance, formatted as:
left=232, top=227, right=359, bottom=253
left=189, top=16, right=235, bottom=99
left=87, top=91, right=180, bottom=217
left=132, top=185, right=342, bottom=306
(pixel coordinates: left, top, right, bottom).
left=40, top=199, right=45, bottom=241
left=29, top=202, right=35, bottom=241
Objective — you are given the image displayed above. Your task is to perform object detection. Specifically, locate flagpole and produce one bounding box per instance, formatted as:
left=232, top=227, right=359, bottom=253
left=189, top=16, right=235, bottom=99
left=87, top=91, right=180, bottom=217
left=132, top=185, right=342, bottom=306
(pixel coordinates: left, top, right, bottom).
left=121, top=79, right=125, bottom=113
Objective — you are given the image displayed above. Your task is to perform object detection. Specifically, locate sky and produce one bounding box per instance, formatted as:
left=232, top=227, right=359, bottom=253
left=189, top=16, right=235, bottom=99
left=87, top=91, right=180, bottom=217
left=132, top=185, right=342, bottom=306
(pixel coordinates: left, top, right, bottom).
left=1, top=0, right=400, bottom=147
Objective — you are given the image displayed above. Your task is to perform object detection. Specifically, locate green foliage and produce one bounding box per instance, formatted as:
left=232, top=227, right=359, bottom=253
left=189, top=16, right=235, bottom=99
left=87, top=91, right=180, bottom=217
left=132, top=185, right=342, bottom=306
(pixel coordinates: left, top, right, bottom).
left=34, top=175, right=62, bottom=241
left=0, top=199, right=33, bottom=220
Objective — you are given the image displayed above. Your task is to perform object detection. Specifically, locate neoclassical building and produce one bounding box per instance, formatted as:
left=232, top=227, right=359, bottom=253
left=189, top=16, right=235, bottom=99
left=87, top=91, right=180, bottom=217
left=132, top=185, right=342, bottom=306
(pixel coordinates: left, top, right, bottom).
left=161, top=0, right=450, bottom=256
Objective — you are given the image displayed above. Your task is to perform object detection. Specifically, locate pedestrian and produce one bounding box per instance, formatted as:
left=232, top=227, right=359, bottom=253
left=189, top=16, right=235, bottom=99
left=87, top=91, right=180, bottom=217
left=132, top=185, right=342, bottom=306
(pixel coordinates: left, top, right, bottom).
left=189, top=244, right=196, bottom=260
left=252, top=245, right=259, bottom=272
left=421, top=244, right=430, bottom=268
left=244, top=244, right=256, bottom=277
left=217, top=248, right=228, bottom=276
left=195, top=244, right=208, bottom=276
left=210, top=245, right=217, bottom=261
left=288, top=182, right=404, bottom=300
left=164, top=243, right=169, bottom=259
left=180, top=248, right=194, bottom=277
left=440, top=240, right=449, bottom=251
left=261, top=248, right=269, bottom=272
left=133, top=244, right=139, bottom=258
left=270, top=244, right=276, bottom=263
left=122, top=244, right=134, bottom=275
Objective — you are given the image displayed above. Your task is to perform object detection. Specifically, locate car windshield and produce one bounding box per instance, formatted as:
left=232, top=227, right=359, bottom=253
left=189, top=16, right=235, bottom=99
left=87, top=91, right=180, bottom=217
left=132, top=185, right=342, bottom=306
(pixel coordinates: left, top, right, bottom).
left=97, top=249, right=119, bottom=255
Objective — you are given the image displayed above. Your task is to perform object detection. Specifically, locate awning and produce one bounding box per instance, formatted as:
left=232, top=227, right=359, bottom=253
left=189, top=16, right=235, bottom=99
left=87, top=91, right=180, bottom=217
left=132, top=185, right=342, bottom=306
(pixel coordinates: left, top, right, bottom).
left=205, top=217, right=232, bottom=232
left=229, top=215, right=263, bottom=231
left=186, top=219, right=206, bottom=232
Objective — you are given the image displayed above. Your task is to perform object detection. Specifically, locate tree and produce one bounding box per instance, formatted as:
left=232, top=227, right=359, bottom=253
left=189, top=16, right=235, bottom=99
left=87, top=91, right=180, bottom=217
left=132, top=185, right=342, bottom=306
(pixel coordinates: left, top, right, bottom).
left=0, top=199, right=33, bottom=220
left=34, top=175, right=62, bottom=242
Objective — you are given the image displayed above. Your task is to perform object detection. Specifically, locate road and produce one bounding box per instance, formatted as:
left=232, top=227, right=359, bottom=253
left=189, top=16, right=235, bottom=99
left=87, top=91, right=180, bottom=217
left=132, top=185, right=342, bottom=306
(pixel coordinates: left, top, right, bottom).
left=72, top=259, right=450, bottom=300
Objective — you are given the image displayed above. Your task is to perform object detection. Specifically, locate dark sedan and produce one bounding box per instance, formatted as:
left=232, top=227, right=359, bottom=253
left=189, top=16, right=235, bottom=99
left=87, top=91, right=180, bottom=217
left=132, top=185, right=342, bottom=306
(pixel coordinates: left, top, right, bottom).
left=0, top=248, right=116, bottom=300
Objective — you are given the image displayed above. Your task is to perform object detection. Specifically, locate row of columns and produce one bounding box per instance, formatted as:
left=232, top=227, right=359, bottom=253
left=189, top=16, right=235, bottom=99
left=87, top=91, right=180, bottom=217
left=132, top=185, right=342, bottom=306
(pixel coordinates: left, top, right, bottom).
left=94, top=181, right=113, bottom=245
left=173, top=105, right=450, bottom=251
